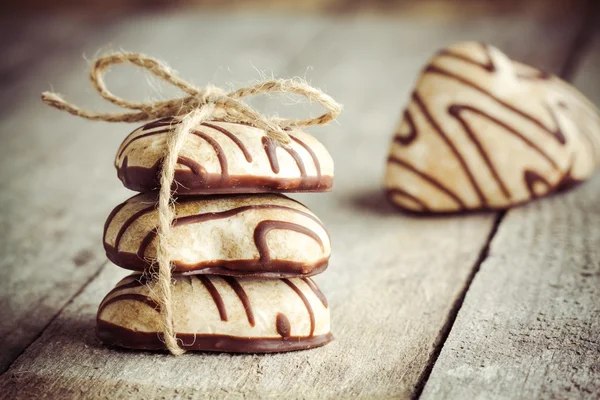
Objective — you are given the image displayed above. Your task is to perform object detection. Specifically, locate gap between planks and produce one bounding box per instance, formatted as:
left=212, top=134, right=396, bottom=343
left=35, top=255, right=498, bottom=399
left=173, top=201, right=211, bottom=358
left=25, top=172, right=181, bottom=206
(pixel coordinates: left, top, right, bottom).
left=412, top=211, right=506, bottom=399
left=413, top=4, right=599, bottom=397
left=2, top=260, right=111, bottom=371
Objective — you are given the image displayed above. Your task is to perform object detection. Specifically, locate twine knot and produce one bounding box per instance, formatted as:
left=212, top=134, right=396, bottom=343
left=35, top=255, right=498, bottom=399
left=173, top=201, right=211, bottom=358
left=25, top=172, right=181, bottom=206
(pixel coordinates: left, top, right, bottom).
left=41, top=52, right=341, bottom=355
left=42, top=52, right=342, bottom=145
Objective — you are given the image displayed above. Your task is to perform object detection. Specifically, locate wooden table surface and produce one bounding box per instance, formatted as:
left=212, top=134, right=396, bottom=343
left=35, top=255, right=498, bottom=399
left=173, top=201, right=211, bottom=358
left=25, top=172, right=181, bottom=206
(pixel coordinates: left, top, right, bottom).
left=0, top=3, right=599, bottom=399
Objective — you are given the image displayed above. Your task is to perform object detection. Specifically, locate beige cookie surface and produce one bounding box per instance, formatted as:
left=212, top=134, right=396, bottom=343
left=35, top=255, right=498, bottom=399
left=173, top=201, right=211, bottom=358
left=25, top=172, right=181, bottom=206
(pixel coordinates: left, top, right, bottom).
left=115, top=118, right=333, bottom=194
left=385, top=41, right=600, bottom=213
left=103, top=193, right=331, bottom=277
left=96, top=273, right=332, bottom=353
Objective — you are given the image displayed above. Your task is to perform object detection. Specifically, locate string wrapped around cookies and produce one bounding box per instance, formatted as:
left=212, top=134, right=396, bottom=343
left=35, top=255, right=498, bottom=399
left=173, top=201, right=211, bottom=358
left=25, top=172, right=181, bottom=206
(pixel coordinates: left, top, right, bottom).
left=43, top=52, right=342, bottom=355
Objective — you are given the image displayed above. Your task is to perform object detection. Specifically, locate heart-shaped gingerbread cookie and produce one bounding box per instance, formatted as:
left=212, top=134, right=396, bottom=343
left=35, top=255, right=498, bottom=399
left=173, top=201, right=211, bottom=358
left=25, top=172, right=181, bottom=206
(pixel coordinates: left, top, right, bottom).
left=384, top=41, right=600, bottom=213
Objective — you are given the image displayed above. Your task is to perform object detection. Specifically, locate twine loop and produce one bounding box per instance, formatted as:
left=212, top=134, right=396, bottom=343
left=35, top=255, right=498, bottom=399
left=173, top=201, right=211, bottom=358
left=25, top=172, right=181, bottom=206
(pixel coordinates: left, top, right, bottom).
left=42, top=52, right=342, bottom=145
left=41, top=52, right=341, bottom=355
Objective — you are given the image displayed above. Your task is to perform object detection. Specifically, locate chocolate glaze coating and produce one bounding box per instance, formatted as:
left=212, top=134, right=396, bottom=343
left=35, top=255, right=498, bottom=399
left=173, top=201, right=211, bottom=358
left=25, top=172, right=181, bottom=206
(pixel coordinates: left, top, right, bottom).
left=97, top=320, right=333, bottom=353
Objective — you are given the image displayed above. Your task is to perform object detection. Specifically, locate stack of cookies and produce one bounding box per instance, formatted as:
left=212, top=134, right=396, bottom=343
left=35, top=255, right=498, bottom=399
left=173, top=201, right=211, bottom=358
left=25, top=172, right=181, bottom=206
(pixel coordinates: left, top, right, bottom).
left=96, top=118, right=335, bottom=352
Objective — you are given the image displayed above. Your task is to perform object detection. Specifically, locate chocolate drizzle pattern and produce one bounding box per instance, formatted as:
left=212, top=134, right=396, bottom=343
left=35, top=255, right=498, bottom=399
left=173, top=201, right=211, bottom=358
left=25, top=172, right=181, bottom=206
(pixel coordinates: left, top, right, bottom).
left=386, top=188, right=430, bottom=212
left=96, top=275, right=331, bottom=352
left=115, top=120, right=331, bottom=194
left=222, top=276, right=255, bottom=326
left=197, top=275, right=228, bottom=321
left=424, top=65, right=566, bottom=145
left=99, top=293, right=160, bottom=314
left=282, top=278, right=315, bottom=336
left=524, top=170, right=552, bottom=198
left=203, top=122, right=253, bottom=162
left=103, top=194, right=330, bottom=276
left=302, top=277, right=328, bottom=308
left=262, top=136, right=307, bottom=177
left=102, top=274, right=149, bottom=299
left=393, top=110, right=418, bottom=145
left=387, top=155, right=465, bottom=208
left=440, top=43, right=552, bottom=80
left=276, top=313, right=291, bottom=338
left=412, top=92, right=487, bottom=207
left=290, top=135, right=321, bottom=178
left=386, top=42, right=600, bottom=212
left=254, top=220, right=325, bottom=263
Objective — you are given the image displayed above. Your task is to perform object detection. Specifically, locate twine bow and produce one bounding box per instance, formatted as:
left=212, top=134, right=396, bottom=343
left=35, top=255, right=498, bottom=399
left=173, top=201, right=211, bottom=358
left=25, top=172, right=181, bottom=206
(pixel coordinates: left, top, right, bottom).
left=41, top=52, right=342, bottom=355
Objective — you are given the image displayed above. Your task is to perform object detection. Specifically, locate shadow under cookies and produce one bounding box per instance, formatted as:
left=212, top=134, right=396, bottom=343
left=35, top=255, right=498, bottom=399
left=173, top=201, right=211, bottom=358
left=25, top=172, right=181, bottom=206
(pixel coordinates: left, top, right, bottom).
left=348, top=188, right=399, bottom=216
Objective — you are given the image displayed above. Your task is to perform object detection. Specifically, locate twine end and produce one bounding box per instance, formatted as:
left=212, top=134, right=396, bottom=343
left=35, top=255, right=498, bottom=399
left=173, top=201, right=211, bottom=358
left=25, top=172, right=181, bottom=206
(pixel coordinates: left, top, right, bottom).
left=41, top=91, right=64, bottom=104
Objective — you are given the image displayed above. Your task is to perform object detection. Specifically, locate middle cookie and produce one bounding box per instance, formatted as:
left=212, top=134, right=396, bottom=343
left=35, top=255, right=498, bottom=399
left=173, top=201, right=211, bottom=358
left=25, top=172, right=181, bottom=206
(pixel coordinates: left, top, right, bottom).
left=103, top=193, right=331, bottom=277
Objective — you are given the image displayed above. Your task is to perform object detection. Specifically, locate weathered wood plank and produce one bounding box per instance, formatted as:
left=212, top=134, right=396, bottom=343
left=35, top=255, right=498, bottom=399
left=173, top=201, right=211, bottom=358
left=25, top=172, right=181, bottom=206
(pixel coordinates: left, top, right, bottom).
left=0, top=12, right=327, bottom=373
left=0, top=10, right=586, bottom=399
left=421, top=32, right=600, bottom=400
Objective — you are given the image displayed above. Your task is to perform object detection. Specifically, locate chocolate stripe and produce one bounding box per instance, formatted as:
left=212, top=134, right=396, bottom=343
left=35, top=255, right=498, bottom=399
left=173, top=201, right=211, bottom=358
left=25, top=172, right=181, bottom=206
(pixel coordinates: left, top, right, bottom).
left=282, top=279, right=315, bottom=337
left=173, top=204, right=323, bottom=228
left=524, top=170, right=552, bottom=198
left=222, top=277, right=255, bottom=326
left=103, top=276, right=147, bottom=299
left=262, top=136, right=307, bottom=177
left=118, top=128, right=171, bottom=159
left=177, top=156, right=206, bottom=176
left=202, top=122, right=253, bottom=162
left=449, top=104, right=559, bottom=169
left=254, top=220, right=324, bottom=262
left=413, top=92, right=487, bottom=206
left=263, top=136, right=281, bottom=173
left=103, top=202, right=127, bottom=241
left=448, top=105, right=511, bottom=199
left=425, top=65, right=566, bottom=144
left=387, top=155, right=465, bottom=208
left=439, top=44, right=550, bottom=80
left=135, top=204, right=325, bottom=262
left=114, top=205, right=157, bottom=250
left=386, top=188, right=430, bottom=212
left=290, top=135, right=321, bottom=177
left=137, top=228, right=158, bottom=261
left=302, top=278, right=328, bottom=308
left=284, top=147, right=307, bottom=177
left=99, top=293, right=160, bottom=314
left=197, top=276, right=227, bottom=321
left=108, top=195, right=243, bottom=251
left=438, top=42, right=494, bottom=72
left=192, top=130, right=228, bottom=179
left=394, top=109, right=417, bottom=145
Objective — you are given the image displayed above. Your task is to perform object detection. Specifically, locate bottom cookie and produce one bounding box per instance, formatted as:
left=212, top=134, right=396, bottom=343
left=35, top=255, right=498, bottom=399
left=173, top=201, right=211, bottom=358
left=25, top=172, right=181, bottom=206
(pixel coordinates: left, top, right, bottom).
left=96, top=273, right=332, bottom=353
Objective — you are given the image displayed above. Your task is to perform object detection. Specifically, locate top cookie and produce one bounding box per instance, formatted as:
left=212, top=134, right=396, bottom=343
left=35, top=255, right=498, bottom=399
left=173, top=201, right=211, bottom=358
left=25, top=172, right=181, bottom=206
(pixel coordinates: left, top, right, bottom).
left=385, top=41, right=600, bottom=213
left=115, top=118, right=334, bottom=194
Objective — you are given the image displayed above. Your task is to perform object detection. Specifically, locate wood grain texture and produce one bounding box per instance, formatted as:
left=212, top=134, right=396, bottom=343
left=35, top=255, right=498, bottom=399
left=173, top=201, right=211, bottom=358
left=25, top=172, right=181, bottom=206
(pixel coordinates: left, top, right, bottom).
left=421, top=32, right=600, bottom=400
left=0, top=9, right=587, bottom=399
